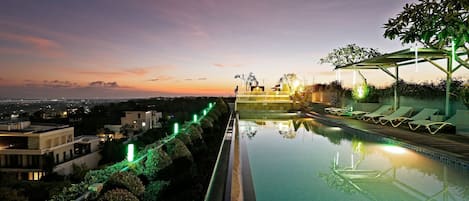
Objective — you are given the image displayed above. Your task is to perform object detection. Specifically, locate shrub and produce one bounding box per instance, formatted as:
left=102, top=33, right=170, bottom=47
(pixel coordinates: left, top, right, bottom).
left=104, top=172, right=145, bottom=197
left=144, top=148, right=172, bottom=181
left=0, top=187, right=28, bottom=201
left=98, top=189, right=139, bottom=201
left=84, top=161, right=128, bottom=184
left=176, top=132, right=192, bottom=145
left=142, top=180, right=169, bottom=201
left=187, top=126, right=203, bottom=141
left=201, top=118, right=214, bottom=128
left=71, top=163, right=89, bottom=182
left=461, top=84, right=469, bottom=109
left=49, top=183, right=88, bottom=201
left=165, top=139, right=193, bottom=161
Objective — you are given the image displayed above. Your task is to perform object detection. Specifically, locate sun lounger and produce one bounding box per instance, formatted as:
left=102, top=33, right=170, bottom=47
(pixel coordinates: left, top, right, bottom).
left=324, top=107, right=341, bottom=114
left=360, top=105, right=392, bottom=121
left=385, top=108, right=438, bottom=127
left=376, top=106, right=413, bottom=125
left=408, top=110, right=469, bottom=134
left=325, top=105, right=351, bottom=115
left=348, top=111, right=368, bottom=118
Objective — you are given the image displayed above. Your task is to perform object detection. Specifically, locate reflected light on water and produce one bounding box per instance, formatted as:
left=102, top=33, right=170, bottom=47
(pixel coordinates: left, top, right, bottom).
left=326, top=127, right=342, bottom=131
left=382, top=145, right=407, bottom=154
left=277, top=121, right=291, bottom=133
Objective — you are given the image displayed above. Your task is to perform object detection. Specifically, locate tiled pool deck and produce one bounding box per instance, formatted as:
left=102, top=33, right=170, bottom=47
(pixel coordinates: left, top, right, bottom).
left=306, top=111, right=469, bottom=169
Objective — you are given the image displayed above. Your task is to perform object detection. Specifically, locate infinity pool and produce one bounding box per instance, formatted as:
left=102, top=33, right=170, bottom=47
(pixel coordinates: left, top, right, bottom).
left=239, top=118, right=469, bottom=201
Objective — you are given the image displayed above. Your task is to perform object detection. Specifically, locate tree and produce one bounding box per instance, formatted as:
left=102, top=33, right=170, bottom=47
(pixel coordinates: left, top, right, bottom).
left=0, top=187, right=28, bottom=201
left=319, top=44, right=382, bottom=67
left=383, top=0, right=469, bottom=67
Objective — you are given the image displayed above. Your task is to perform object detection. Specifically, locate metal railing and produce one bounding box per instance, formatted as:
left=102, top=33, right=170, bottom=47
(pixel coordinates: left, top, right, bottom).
left=204, top=111, right=236, bottom=201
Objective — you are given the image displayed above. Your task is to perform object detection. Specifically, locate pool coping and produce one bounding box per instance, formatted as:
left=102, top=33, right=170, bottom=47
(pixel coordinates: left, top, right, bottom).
left=306, top=112, right=469, bottom=170
left=240, top=132, right=256, bottom=201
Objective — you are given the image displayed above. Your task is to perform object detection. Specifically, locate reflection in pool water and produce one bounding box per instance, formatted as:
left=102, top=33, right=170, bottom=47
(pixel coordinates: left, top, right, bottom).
left=240, top=119, right=469, bottom=201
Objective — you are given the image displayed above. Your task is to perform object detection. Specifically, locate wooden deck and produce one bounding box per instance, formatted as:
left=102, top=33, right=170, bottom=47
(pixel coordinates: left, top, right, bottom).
left=308, top=111, right=469, bottom=164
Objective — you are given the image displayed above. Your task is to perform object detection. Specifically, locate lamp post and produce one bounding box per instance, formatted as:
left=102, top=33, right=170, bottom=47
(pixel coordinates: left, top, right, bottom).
left=173, top=123, right=179, bottom=135
left=127, top=144, right=134, bottom=162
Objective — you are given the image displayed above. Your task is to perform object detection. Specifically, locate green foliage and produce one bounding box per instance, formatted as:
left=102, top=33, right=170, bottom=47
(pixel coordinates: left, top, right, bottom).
left=384, top=0, right=469, bottom=50
left=98, top=189, right=139, bottom=201
left=138, top=128, right=166, bottom=145
left=49, top=183, right=88, bottom=201
left=104, top=172, right=145, bottom=197
left=319, top=44, right=382, bottom=67
left=71, top=163, right=89, bottom=182
left=0, top=187, right=29, bottom=201
left=51, top=98, right=228, bottom=201
left=144, top=148, right=172, bottom=181
left=142, top=180, right=169, bottom=201
left=377, top=79, right=464, bottom=99
left=187, top=125, right=203, bottom=141
left=100, top=140, right=126, bottom=164
left=176, top=132, right=192, bottom=146
left=84, top=161, right=128, bottom=184
left=461, top=84, right=469, bottom=108
left=165, top=139, right=193, bottom=161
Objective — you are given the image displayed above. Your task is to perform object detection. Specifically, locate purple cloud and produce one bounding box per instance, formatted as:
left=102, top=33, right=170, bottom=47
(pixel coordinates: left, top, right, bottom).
left=88, top=81, right=119, bottom=88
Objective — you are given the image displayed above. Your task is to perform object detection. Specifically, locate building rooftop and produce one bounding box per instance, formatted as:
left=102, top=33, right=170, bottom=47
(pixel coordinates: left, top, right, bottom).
left=0, top=121, right=70, bottom=135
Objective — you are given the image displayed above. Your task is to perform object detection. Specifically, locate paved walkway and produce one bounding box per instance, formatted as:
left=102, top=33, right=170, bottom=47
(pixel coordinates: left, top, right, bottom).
left=307, top=111, right=469, bottom=163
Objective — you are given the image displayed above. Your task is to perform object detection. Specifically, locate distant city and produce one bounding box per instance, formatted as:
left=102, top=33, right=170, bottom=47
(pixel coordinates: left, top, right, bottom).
left=0, top=98, right=125, bottom=121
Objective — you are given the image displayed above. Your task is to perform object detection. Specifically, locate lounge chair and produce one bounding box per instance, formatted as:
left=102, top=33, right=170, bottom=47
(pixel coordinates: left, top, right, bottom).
left=384, top=108, right=438, bottom=127
left=360, top=105, right=393, bottom=121
left=325, top=105, right=351, bottom=115
left=348, top=110, right=368, bottom=118
left=408, top=110, right=469, bottom=134
left=376, top=106, right=414, bottom=125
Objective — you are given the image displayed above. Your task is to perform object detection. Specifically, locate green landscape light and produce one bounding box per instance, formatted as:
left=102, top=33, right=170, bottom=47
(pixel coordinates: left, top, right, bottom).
left=127, top=144, right=134, bottom=162
left=174, top=122, right=179, bottom=134
left=193, top=114, right=198, bottom=123
left=352, top=83, right=369, bottom=100
left=209, top=103, right=213, bottom=108
left=203, top=109, right=207, bottom=116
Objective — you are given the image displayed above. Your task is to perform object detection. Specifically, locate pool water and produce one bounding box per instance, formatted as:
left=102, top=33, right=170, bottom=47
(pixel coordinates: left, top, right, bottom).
left=239, top=118, right=469, bottom=201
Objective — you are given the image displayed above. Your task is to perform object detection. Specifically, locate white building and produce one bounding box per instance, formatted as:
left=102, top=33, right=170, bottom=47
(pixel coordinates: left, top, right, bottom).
left=0, top=121, right=101, bottom=180
left=120, top=111, right=162, bottom=131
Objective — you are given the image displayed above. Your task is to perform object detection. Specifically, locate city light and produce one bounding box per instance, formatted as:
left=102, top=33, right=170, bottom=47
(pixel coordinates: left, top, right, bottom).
left=209, top=103, right=213, bottom=108
left=203, top=109, right=207, bottom=116
left=193, top=114, right=198, bottom=123
left=174, top=122, right=179, bottom=134
left=127, top=144, right=134, bottom=162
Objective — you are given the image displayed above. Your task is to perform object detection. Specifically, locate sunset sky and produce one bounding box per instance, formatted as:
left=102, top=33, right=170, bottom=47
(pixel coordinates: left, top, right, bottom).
left=0, top=0, right=468, bottom=98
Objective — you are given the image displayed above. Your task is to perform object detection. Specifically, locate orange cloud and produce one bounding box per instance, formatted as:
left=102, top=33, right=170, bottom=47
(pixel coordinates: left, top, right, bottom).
left=213, top=63, right=243, bottom=68
left=148, top=75, right=173, bottom=81
left=125, top=67, right=150, bottom=76
left=0, top=32, right=59, bottom=48
left=78, top=71, right=126, bottom=78
left=0, top=32, right=64, bottom=58
left=78, top=67, right=152, bottom=78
